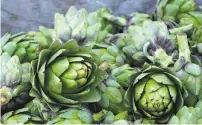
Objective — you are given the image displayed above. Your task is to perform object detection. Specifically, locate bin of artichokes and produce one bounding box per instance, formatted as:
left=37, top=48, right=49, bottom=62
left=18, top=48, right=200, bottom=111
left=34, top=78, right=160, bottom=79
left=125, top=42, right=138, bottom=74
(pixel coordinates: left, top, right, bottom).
left=0, top=52, right=32, bottom=114
left=30, top=39, right=107, bottom=112
left=125, top=64, right=188, bottom=123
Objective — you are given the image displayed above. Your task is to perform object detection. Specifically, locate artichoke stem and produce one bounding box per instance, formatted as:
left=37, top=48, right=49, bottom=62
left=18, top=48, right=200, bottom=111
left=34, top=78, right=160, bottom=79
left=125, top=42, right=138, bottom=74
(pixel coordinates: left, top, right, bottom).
left=169, top=24, right=193, bottom=34
left=177, top=33, right=191, bottom=62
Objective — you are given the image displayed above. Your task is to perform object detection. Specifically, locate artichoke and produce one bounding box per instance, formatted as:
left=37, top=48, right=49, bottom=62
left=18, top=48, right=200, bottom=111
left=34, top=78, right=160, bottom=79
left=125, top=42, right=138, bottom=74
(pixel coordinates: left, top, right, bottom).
left=30, top=39, right=107, bottom=111
left=1, top=32, right=39, bottom=63
left=1, top=108, right=43, bottom=124
left=107, top=21, right=176, bottom=67
left=174, top=33, right=202, bottom=106
left=92, top=44, right=126, bottom=70
left=51, top=6, right=114, bottom=46
left=47, top=107, right=93, bottom=124
left=125, top=64, right=187, bottom=123
left=168, top=101, right=202, bottom=124
left=0, top=52, right=32, bottom=114
left=97, top=65, right=139, bottom=114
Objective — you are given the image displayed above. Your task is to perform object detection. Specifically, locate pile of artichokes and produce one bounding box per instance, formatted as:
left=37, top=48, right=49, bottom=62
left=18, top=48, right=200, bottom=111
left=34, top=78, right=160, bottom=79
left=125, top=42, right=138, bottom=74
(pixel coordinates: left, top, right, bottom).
left=1, top=0, right=202, bottom=124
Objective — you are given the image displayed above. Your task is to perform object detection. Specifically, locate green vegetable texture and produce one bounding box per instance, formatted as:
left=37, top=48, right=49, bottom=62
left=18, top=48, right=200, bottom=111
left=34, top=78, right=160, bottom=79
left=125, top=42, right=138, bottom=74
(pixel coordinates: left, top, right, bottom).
left=1, top=1, right=202, bottom=124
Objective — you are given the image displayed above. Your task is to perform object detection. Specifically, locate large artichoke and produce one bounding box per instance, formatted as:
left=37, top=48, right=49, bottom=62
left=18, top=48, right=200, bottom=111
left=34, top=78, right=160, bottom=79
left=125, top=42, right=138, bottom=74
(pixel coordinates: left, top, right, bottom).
left=168, top=101, right=202, bottom=124
left=0, top=52, right=32, bottom=114
left=51, top=6, right=114, bottom=46
left=125, top=64, right=187, bottom=123
left=1, top=108, right=43, bottom=124
left=174, top=33, right=202, bottom=106
left=30, top=39, right=107, bottom=111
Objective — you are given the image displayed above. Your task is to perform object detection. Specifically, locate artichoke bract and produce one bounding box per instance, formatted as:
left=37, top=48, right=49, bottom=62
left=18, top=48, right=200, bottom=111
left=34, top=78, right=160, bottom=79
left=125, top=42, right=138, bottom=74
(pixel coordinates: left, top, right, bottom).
left=30, top=39, right=107, bottom=111
left=1, top=108, right=43, bottom=124
left=0, top=52, right=32, bottom=114
left=125, top=64, right=187, bottom=123
left=168, top=101, right=202, bottom=124
left=47, top=107, right=93, bottom=124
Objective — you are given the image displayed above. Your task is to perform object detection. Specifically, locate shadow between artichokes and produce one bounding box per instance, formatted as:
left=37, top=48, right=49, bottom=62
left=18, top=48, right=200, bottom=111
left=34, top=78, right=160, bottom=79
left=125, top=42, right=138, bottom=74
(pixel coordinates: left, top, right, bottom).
left=125, top=64, right=188, bottom=123
left=30, top=39, right=107, bottom=112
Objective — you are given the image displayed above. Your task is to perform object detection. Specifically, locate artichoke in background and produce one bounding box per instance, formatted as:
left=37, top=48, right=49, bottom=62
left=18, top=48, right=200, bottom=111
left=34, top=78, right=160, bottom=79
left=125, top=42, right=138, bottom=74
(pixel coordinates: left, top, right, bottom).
left=1, top=32, right=39, bottom=63
left=97, top=65, right=138, bottom=114
left=174, top=33, right=202, bottom=106
left=168, top=101, right=202, bottom=124
left=125, top=64, right=188, bottom=123
left=103, top=12, right=151, bottom=32
left=47, top=107, right=93, bottom=124
left=107, top=21, right=177, bottom=67
left=51, top=6, right=114, bottom=46
left=1, top=108, right=43, bottom=124
left=0, top=52, right=32, bottom=114
left=92, top=44, right=126, bottom=71
left=30, top=39, right=107, bottom=111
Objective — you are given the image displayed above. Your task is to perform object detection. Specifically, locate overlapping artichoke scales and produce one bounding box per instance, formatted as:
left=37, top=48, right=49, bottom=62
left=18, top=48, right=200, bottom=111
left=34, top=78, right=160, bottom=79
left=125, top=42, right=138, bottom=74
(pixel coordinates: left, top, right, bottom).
left=1, top=108, right=43, bottom=124
left=47, top=107, right=93, bottom=124
left=125, top=65, right=187, bottom=123
left=97, top=64, right=139, bottom=114
left=51, top=6, right=114, bottom=46
left=0, top=52, right=32, bottom=114
left=168, top=101, right=202, bottom=124
left=30, top=39, right=107, bottom=111
left=106, top=20, right=176, bottom=67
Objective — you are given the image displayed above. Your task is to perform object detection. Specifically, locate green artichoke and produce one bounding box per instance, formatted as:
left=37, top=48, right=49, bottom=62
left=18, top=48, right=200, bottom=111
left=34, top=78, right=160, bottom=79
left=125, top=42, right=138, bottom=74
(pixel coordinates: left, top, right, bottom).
left=47, top=107, right=93, bottom=124
left=1, top=32, right=39, bottom=63
left=107, top=21, right=176, bottom=67
left=92, top=44, right=126, bottom=70
left=125, top=64, right=187, bottom=123
left=1, top=108, right=43, bottom=124
left=155, top=0, right=202, bottom=28
left=51, top=6, right=114, bottom=46
left=30, top=39, right=107, bottom=111
left=174, top=33, right=202, bottom=106
left=168, top=101, right=202, bottom=124
left=97, top=65, right=139, bottom=114
left=0, top=52, right=32, bottom=114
